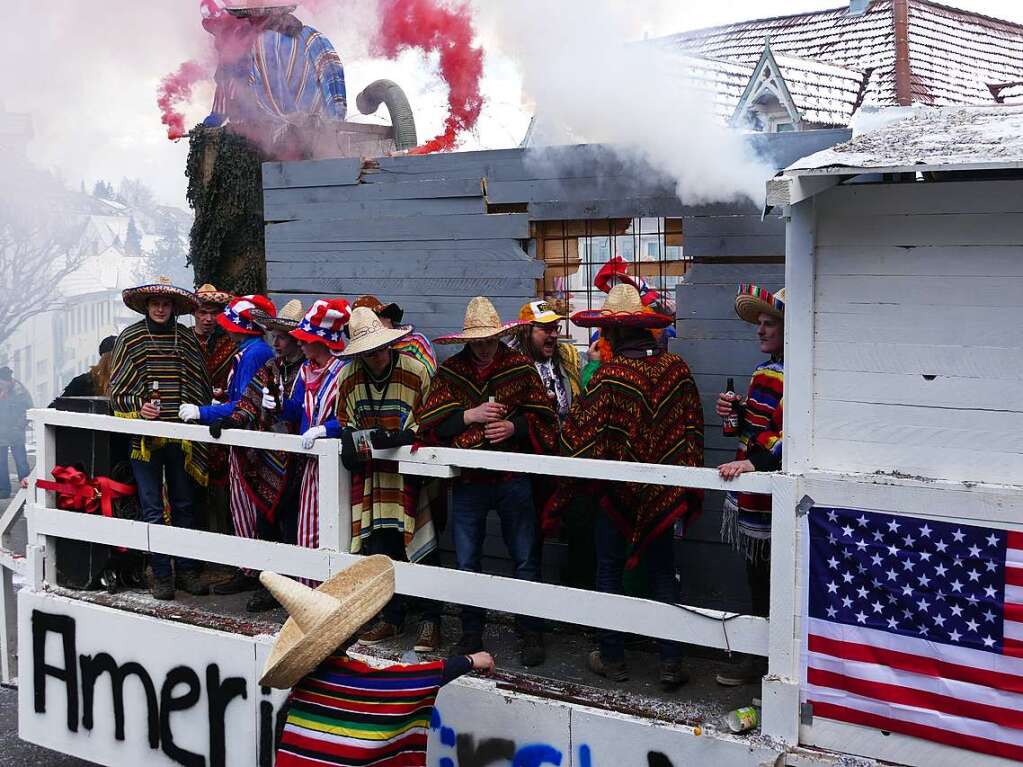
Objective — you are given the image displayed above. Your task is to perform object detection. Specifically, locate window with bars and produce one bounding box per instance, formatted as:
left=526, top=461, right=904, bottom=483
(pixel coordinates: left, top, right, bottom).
left=534, top=217, right=686, bottom=347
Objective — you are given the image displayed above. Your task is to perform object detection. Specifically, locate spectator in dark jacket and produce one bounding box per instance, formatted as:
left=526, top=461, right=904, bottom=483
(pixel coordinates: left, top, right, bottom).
left=0, top=366, right=32, bottom=499
left=50, top=336, right=116, bottom=404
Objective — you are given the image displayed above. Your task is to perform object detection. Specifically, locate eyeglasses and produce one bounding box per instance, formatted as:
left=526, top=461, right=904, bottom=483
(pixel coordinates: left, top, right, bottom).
left=533, top=324, right=560, bottom=335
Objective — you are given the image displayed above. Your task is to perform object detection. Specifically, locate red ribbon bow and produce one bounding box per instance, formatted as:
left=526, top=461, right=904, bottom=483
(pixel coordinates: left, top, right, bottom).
left=35, top=465, right=137, bottom=519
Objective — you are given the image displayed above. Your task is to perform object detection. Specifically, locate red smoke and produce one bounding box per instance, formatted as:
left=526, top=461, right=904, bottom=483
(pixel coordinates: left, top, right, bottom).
left=157, top=60, right=208, bottom=140
left=375, top=0, right=484, bottom=154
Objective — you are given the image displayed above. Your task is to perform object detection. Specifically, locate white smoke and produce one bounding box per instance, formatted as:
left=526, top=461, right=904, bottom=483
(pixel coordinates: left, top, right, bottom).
left=473, top=0, right=773, bottom=205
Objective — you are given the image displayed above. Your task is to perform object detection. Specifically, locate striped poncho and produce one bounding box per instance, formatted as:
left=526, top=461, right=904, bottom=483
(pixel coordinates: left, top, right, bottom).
left=276, top=655, right=446, bottom=767
left=110, top=318, right=212, bottom=485
left=542, top=346, right=704, bottom=567
left=393, top=332, right=437, bottom=378
left=335, top=352, right=435, bottom=562
left=722, top=357, right=783, bottom=562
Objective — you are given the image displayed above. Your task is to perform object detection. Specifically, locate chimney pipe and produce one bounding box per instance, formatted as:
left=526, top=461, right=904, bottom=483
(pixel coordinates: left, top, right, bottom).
left=848, top=0, right=869, bottom=15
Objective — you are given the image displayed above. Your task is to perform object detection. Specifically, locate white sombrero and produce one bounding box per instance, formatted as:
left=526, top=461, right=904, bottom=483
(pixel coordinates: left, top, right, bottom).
left=259, top=556, right=395, bottom=689
left=341, top=307, right=412, bottom=358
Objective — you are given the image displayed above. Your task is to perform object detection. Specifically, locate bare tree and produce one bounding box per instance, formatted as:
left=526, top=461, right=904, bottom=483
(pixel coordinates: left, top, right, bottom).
left=0, top=190, right=98, bottom=349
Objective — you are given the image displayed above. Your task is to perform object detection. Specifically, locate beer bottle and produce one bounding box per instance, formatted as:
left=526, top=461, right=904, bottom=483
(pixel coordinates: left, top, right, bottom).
left=723, top=377, right=740, bottom=436
left=149, top=381, right=161, bottom=416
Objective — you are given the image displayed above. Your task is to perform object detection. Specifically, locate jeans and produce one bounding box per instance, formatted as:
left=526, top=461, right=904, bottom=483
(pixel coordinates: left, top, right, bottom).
left=451, top=476, right=542, bottom=635
left=594, top=507, right=682, bottom=663
left=365, top=529, right=442, bottom=627
left=131, top=443, right=200, bottom=579
left=0, top=442, right=30, bottom=496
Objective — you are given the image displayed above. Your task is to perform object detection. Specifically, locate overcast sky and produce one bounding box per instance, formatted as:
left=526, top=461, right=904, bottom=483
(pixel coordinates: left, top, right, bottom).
left=2, top=0, right=1021, bottom=208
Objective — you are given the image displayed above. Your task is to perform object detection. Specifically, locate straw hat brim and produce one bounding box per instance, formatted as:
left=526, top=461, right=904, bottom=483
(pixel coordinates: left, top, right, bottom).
left=735, top=294, right=783, bottom=325
left=195, top=291, right=233, bottom=307
left=259, top=557, right=395, bottom=689
left=570, top=309, right=674, bottom=329
left=434, top=320, right=526, bottom=345
left=122, top=285, right=198, bottom=315
left=251, top=309, right=299, bottom=332
left=290, top=326, right=347, bottom=351
left=341, top=325, right=413, bottom=358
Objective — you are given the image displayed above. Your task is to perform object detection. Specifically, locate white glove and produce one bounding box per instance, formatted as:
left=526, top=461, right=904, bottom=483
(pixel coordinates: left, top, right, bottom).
left=261, top=387, right=277, bottom=410
left=178, top=404, right=201, bottom=422
left=301, top=425, right=327, bottom=449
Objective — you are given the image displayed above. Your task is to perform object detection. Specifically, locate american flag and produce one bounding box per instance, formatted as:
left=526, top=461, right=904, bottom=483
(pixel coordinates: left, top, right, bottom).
left=807, top=506, right=1023, bottom=762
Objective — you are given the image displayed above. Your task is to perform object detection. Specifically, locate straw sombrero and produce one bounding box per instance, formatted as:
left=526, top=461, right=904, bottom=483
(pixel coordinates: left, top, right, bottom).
left=735, top=284, right=785, bottom=324
left=570, top=284, right=673, bottom=329
left=122, top=276, right=198, bottom=315
left=253, top=299, right=304, bottom=332
left=259, top=556, right=395, bottom=689
left=195, top=283, right=234, bottom=308
left=434, top=296, right=525, bottom=345
left=341, top=307, right=412, bottom=358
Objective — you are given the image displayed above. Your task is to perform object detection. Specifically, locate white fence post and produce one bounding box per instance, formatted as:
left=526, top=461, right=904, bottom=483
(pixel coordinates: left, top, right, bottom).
left=316, top=442, right=350, bottom=559
left=28, top=414, right=56, bottom=589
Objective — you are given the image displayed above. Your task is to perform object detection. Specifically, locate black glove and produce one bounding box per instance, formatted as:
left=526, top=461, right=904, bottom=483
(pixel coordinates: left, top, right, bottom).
left=370, top=429, right=416, bottom=449
left=340, top=429, right=363, bottom=472
left=209, top=419, right=231, bottom=439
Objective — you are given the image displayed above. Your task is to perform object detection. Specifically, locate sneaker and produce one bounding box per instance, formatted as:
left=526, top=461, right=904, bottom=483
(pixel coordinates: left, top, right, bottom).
left=245, top=587, right=279, bottom=613
left=587, top=650, right=628, bottom=682
left=520, top=631, right=546, bottom=668
left=359, top=620, right=403, bottom=646
left=414, top=620, right=441, bottom=652
left=175, top=570, right=209, bottom=596
left=453, top=632, right=484, bottom=656
left=211, top=572, right=260, bottom=595
left=659, top=660, right=690, bottom=691
left=715, top=655, right=767, bottom=687
left=151, top=576, right=175, bottom=601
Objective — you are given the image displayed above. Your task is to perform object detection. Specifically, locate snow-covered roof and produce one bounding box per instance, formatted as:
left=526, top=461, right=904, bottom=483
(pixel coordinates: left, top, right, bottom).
left=771, top=55, right=868, bottom=126
left=656, top=1, right=1023, bottom=119
left=785, top=106, right=1023, bottom=175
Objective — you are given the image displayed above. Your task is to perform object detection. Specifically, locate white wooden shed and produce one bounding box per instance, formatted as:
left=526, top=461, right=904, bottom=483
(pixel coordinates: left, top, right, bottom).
left=771, top=105, right=1023, bottom=767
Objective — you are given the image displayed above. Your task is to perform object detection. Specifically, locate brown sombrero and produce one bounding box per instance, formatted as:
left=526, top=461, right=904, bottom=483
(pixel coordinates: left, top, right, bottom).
left=259, top=556, right=395, bottom=689
left=195, top=283, right=234, bottom=308
left=434, top=296, right=525, bottom=345
left=571, top=284, right=674, bottom=329
left=122, top=276, right=198, bottom=316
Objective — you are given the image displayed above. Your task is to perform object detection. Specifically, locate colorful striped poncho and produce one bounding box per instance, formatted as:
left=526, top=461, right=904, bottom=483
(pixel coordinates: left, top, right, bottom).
left=335, top=352, right=436, bottom=562
left=542, top=347, right=704, bottom=567
left=415, top=343, right=558, bottom=458
left=722, top=357, right=783, bottom=563
left=195, top=328, right=236, bottom=397
left=110, top=318, right=212, bottom=485
left=393, top=332, right=437, bottom=378
left=276, top=655, right=446, bottom=767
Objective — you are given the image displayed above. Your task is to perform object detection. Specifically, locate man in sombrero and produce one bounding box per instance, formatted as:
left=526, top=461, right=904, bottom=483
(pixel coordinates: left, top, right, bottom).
left=332, top=307, right=441, bottom=651
left=543, top=284, right=703, bottom=690
left=714, top=284, right=784, bottom=688
left=191, top=284, right=236, bottom=535
left=216, top=300, right=307, bottom=611
left=352, top=295, right=437, bottom=377
left=259, top=558, right=493, bottom=767
left=111, top=277, right=213, bottom=600
left=415, top=297, right=557, bottom=666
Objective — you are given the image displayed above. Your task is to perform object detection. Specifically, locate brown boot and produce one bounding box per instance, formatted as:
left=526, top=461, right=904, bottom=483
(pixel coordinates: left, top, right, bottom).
left=359, top=620, right=404, bottom=646
left=587, top=650, right=628, bottom=682
left=414, top=621, right=441, bottom=652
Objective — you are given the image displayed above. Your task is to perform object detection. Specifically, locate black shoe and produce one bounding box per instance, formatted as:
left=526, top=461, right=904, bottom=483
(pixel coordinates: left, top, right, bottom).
left=211, top=572, right=260, bottom=595
left=660, top=660, right=690, bottom=691
left=453, top=632, right=484, bottom=655
left=245, top=587, right=279, bottom=613
left=587, top=650, right=628, bottom=682
left=520, top=631, right=546, bottom=668
left=151, top=576, right=175, bottom=601
left=715, top=655, right=767, bottom=687
left=176, top=570, right=209, bottom=596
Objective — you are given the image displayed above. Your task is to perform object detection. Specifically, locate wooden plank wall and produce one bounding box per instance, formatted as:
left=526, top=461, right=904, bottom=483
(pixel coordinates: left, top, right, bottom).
left=263, top=129, right=850, bottom=612
left=812, top=179, right=1023, bottom=486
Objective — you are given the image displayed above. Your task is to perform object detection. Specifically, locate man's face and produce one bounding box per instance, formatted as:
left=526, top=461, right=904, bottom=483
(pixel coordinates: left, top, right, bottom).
left=272, top=330, right=299, bottom=358
left=363, top=347, right=391, bottom=375
left=195, top=306, right=220, bottom=336
left=300, top=340, right=329, bottom=362
left=530, top=323, right=559, bottom=359
left=147, top=297, right=174, bottom=324
left=757, top=313, right=784, bottom=356
left=468, top=339, right=499, bottom=366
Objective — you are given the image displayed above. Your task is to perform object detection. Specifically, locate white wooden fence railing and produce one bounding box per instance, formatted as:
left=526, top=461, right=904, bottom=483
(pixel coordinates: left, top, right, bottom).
left=7, top=408, right=802, bottom=743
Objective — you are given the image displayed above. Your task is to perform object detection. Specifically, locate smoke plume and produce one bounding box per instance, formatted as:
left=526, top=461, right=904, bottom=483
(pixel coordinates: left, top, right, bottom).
left=475, top=1, right=772, bottom=204
left=158, top=61, right=209, bottom=141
